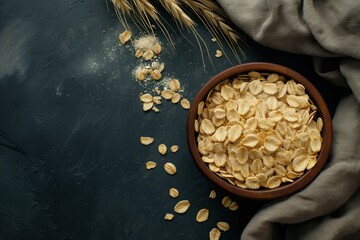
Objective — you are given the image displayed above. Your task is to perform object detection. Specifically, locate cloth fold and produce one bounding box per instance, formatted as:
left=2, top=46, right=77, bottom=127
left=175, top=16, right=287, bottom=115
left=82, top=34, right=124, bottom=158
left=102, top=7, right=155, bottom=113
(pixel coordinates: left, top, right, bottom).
left=216, top=0, right=360, bottom=239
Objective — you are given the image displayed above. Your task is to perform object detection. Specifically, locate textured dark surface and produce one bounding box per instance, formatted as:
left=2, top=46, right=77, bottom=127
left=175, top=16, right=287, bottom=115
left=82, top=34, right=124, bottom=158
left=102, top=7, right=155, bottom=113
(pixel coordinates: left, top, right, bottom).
left=0, top=0, right=348, bottom=240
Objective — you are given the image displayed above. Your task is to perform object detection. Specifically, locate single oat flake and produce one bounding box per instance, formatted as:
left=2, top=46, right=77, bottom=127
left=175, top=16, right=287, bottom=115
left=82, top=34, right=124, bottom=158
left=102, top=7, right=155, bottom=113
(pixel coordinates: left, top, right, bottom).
left=180, top=98, right=191, bottom=109
left=143, top=102, right=154, bottom=111
left=221, top=196, right=232, bottom=208
left=161, top=90, right=175, bottom=100
left=164, top=162, right=177, bottom=175
left=152, top=106, right=160, bottom=112
left=229, top=201, right=239, bottom=211
left=215, top=50, right=223, bottom=58
left=150, top=69, right=162, bottom=80
left=152, top=43, right=162, bottom=55
left=158, top=144, right=167, bottom=155
left=164, top=213, right=174, bottom=221
left=209, top=228, right=221, bottom=240
left=146, top=161, right=157, bottom=170
left=170, top=145, right=179, bottom=153
left=135, top=49, right=143, bottom=58
left=139, top=93, right=153, bottom=103
left=119, top=30, right=131, bottom=44
left=169, top=78, right=181, bottom=92
left=196, top=208, right=209, bottom=223
left=143, top=49, right=154, bottom=60
left=209, top=190, right=216, bottom=199
left=169, top=188, right=179, bottom=198
left=174, top=200, right=190, bottom=214
left=171, top=93, right=181, bottom=104
left=217, top=221, right=230, bottom=231
left=140, top=136, right=154, bottom=145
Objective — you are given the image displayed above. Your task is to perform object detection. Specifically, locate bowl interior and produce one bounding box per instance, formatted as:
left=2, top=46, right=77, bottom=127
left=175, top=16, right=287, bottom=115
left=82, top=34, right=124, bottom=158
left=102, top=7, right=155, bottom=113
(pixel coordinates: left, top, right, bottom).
left=187, top=62, right=332, bottom=200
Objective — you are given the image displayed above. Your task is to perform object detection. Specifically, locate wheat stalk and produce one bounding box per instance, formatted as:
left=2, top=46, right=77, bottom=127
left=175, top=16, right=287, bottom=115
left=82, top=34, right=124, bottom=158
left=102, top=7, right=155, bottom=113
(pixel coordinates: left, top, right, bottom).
left=132, top=0, right=160, bottom=32
left=181, top=0, right=243, bottom=62
left=112, top=0, right=131, bottom=14
left=111, top=0, right=132, bottom=30
left=159, top=0, right=195, bottom=28
left=112, top=0, right=174, bottom=47
left=111, top=0, right=244, bottom=63
left=158, top=0, right=211, bottom=68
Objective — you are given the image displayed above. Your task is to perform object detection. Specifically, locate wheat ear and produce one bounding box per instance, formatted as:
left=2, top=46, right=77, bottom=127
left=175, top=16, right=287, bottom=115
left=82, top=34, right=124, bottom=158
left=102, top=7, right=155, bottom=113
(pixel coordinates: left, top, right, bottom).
left=159, top=0, right=195, bottom=28
left=159, top=0, right=212, bottom=69
left=112, top=0, right=132, bottom=14
left=181, top=0, right=244, bottom=62
left=117, top=0, right=174, bottom=48
left=132, top=0, right=160, bottom=33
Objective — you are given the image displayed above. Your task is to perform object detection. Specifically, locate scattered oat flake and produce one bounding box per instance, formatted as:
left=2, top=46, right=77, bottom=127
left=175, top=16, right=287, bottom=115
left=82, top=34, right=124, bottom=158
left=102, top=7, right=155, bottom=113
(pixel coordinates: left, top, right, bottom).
left=151, top=61, right=159, bottom=70
left=139, top=93, right=153, bottom=103
left=152, top=43, right=162, bottom=55
left=169, top=188, right=179, bottom=198
left=152, top=96, right=161, bottom=105
left=217, top=222, right=230, bottom=231
left=146, top=161, right=157, bottom=170
left=143, top=49, right=154, bottom=60
left=211, top=37, right=217, bottom=42
left=135, top=49, right=143, bottom=58
left=152, top=106, right=160, bottom=112
left=180, top=98, right=191, bottom=109
left=174, top=200, right=190, bottom=214
left=154, top=87, right=161, bottom=95
left=229, top=201, right=239, bottom=211
left=164, top=213, right=174, bottom=221
left=209, top=228, right=221, bottom=240
left=135, top=66, right=147, bottom=81
left=215, top=50, right=223, bottom=58
left=158, top=144, right=167, bottom=155
left=119, top=30, right=131, bottom=44
left=143, top=102, right=154, bottom=111
left=171, top=93, right=181, bottom=104
left=140, top=136, right=154, bottom=145
left=150, top=69, right=162, bottom=80
left=164, top=162, right=177, bottom=175
left=170, top=145, right=179, bottom=153
left=169, top=78, right=181, bottom=92
left=221, top=196, right=232, bottom=208
left=159, top=63, right=165, bottom=72
left=196, top=208, right=209, bottom=223
left=209, top=190, right=216, bottom=199
left=161, top=90, right=174, bottom=100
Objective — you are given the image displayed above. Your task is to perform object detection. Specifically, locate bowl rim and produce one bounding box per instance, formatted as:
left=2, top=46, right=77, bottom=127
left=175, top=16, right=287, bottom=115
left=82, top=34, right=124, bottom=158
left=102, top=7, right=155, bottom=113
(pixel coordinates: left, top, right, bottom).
left=187, top=62, right=333, bottom=200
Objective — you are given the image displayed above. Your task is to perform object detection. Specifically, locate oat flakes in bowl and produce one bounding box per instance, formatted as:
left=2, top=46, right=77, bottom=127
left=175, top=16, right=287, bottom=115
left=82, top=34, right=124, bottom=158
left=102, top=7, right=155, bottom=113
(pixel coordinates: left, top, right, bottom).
left=187, top=62, right=332, bottom=200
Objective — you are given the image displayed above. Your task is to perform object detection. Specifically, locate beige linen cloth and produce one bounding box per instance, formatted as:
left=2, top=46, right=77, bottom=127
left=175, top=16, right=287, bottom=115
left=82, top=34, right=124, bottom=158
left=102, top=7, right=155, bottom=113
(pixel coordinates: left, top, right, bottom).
left=216, top=0, right=360, bottom=239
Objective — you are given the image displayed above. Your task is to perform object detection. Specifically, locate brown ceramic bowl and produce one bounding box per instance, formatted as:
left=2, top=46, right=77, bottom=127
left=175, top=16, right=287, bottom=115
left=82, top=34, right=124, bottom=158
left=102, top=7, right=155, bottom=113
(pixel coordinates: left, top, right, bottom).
left=187, top=62, right=332, bottom=200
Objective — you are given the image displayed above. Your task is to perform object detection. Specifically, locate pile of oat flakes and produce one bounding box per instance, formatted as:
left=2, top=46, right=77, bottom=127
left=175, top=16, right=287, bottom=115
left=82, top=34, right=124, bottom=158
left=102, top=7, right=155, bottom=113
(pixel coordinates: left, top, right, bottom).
left=195, top=71, right=323, bottom=190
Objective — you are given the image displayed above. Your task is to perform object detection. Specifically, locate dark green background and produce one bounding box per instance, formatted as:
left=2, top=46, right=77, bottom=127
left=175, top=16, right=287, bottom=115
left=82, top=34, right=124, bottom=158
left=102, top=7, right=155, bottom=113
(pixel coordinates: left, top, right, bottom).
left=0, top=0, right=348, bottom=239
